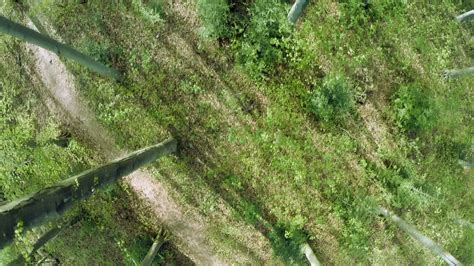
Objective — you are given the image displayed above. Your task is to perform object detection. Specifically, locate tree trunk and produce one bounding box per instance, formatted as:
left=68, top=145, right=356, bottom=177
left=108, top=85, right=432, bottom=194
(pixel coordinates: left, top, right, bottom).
left=456, top=219, right=474, bottom=230
left=377, top=207, right=462, bottom=266
left=301, top=243, right=320, bottom=266
left=444, top=67, right=474, bottom=79
left=0, top=15, right=123, bottom=81
left=141, top=229, right=169, bottom=266
left=0, top=138, right=177, bottom=248
left=288, top=0, right=309, bottom=24
left=456, top=10, right=474, bottom=22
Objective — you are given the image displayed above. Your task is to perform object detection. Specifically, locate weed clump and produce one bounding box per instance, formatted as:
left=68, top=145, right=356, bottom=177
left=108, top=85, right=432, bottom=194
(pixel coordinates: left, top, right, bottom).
left=307, top=75, right=354, bottom=123
left=392, top=84, right=436, bottom=136
left=197, top=0, right=230, bottom=39
left=235, top=0, right=292, bottom=79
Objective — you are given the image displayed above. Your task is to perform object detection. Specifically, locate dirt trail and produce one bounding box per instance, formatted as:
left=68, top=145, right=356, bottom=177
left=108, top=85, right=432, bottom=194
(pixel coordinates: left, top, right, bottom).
left=26, top=20, right=226, bottom=265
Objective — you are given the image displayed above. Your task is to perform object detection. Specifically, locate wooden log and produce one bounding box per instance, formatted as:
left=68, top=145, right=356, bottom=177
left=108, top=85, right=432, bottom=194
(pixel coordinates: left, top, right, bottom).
left=444, top=67, right=474, bottom=79
left=288, top=0, right=309, bottom=24
left=377, top=207, right=462, bottom=266
left=0, top=138, right=177, bottom=248
left=0, top=15, right=123, bottom=81
left=301, top=243, right=320, bottom=266
left=456, top=10, right=474, bottom=22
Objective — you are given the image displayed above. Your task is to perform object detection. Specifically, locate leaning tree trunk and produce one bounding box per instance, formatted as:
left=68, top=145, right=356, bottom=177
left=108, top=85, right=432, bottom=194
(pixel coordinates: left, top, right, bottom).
left=0, top=138, right=177, bottom=248
left=456, top=219, right=474, bottom=230
left=288, top=0, right=309, bottom=24
left=377, top=207, right=462, bottom=266
left=444, top=67, right=474, bottom=79
left=301, top=243, right=320, bottom=266
left=0, top=15, right=123, bottom=81
left=456, top=10, right=474, bottom=22
left=141, top=229, right=169, bottom=266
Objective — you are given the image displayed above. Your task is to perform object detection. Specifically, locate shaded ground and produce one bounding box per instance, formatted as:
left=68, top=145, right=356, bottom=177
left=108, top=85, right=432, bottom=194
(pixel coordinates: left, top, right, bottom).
left=25, top=19, right=229, bottom=265
left=22, top=1, right=473, bottom=264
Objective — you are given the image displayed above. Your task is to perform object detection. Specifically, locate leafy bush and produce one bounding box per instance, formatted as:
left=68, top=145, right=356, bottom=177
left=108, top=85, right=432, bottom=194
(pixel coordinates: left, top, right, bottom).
left=197, top=0, right=230, bottom=39
left=392, top=84, right=436, bottom=136
left=268, top=226, right=307, bottom=265
left=307, top=75, right=354, bottom=123
left=235, top=0, right=292, bottom=78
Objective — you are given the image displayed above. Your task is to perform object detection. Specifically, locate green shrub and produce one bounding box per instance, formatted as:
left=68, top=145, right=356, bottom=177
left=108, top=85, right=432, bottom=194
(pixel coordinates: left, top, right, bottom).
left=197, top=0, right=230, bottom=39
left=307, top=75, right=354, bottom=123
left=392, top=84, right=436, bottom=136
left=268, top=226, right=307, bottom=265
left=132, top=0, right=164, bottom=23
left=235, top=0, right=292, bottom=79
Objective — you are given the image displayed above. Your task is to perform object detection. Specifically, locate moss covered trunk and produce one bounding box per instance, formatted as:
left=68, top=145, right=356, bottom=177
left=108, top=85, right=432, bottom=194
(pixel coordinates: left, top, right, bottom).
left=0, top=138, right=177, bottom=248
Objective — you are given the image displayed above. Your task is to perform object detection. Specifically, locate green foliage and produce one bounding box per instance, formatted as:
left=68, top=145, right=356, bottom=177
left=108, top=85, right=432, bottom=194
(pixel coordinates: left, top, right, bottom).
left=197, top=0, right=229, bottom=39
left=307, top=74, right=354, bottom=123
left=235, top=0, right=293, bottom=78
left=0, top=39, right=92, bottom=199
left=268, top=226, right=307, bottom=265
left=30, top=0, right=474, bottom=264
left=235, top=199, right=307, bottom=264
left=338, top=0, right=408, bottom=29
left=392, top=84, right=436, bottom=136
left=132, top=0, right=164, bottom=23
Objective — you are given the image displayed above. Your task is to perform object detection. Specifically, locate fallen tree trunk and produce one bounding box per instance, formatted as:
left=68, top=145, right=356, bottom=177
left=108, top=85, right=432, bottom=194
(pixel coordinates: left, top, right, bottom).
left=377, top=207, right=462, bottom=266
left=456, top=219, right=474, bottom=230
left=456, top=10, right=474, bottom=22
left=288, top=0, right=309, bottom=24
left=0, top=138, right=177, bottom=248
left=0, top=15, right=122, bottom=81
left=301, top=243, right=320, bottom=266
left=444, top=67, right=474, bottom=79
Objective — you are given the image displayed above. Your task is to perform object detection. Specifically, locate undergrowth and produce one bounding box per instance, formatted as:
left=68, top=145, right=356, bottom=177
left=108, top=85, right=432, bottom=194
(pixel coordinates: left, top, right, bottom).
left=5, top=0, right=472, bottom=264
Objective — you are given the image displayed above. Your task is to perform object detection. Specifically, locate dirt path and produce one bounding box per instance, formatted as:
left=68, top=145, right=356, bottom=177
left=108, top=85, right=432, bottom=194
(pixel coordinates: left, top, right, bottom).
left=25, top=20, right=226, bottom=265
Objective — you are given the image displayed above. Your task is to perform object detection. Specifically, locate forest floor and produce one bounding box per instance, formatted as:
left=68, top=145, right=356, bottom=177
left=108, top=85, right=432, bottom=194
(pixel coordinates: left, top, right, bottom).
left=25, top=19, right=232, bottom=265
left=1, top=0, right=472, bottom=265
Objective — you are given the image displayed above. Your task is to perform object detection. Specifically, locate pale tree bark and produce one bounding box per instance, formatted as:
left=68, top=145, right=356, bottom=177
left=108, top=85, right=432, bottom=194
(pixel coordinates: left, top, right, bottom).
left=456, top=10, right=474, bottom=22
left=0, top=15, right=123, bottom=81
left=288, top=0, right=309, bottom=24
left=444, top=67, right=474, bottom=79
left=301, top=243, right=320, bottom=266
left=377, top=207, right=462, bottom=266
left=458, top=160, right=473, bottom=170
left=0, top=138, right=177, bottom=248
left=141, top=229, right=169, bottom=266
left=456, top=219, right=474, bottom=230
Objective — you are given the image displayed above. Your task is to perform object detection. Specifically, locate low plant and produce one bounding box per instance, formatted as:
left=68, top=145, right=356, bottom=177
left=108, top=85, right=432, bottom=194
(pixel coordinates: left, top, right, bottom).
left=307, top=74, right=354, bottom=123
left=197, top=0, right=229, bottom=39
left=392, top=83, right=436, bottom=136
left=235, top=0, right=292, bottom=79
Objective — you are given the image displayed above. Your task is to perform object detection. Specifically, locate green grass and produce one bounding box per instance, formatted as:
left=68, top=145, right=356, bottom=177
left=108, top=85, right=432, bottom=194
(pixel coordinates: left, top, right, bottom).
left=0, top=20, right=181, bottom=264
left=2, top=0, right=471, bottom=264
